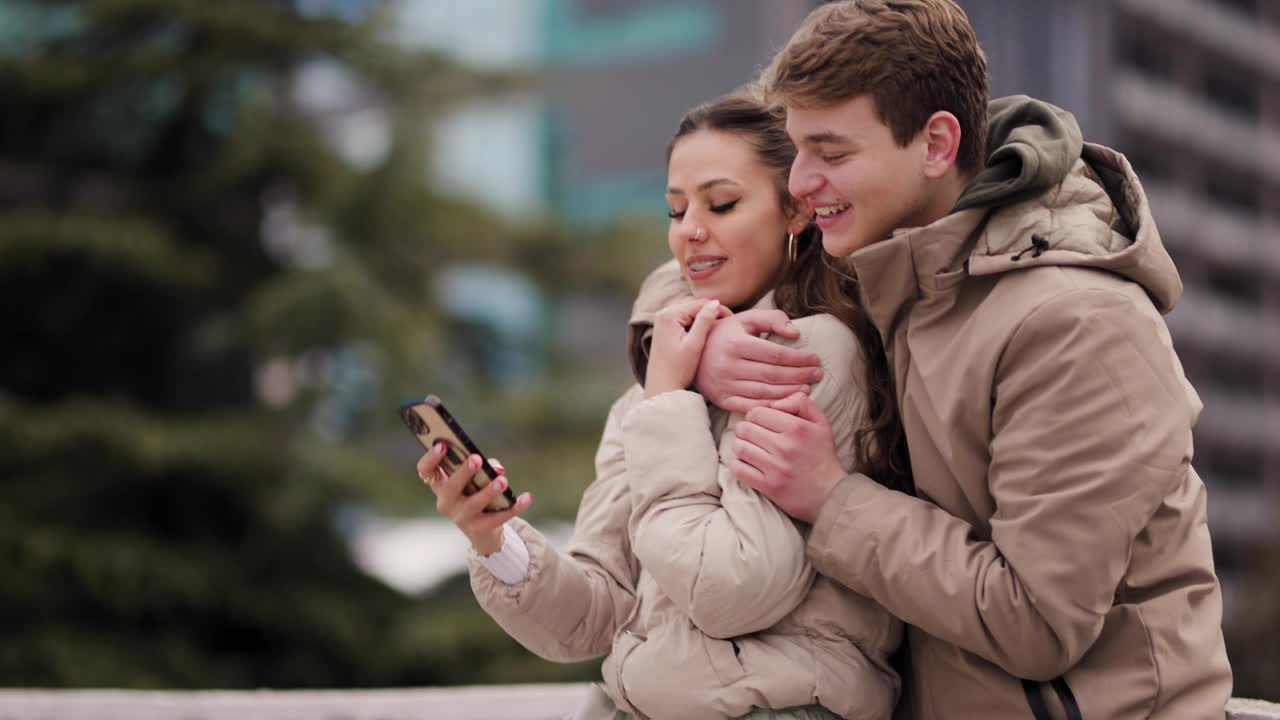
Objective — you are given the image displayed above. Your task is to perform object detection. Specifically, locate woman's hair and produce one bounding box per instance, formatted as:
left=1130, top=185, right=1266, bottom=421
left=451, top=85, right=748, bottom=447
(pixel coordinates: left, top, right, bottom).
left=668, top=93, right=912, bottom=494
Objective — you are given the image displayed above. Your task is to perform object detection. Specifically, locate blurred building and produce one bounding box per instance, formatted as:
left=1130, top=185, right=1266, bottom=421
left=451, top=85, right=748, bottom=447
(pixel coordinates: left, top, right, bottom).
left=959, top=0, right=1280, bottom=590
left=395, top=0, right=819, bottom=387
left=402, top=0, right=817, bottom=223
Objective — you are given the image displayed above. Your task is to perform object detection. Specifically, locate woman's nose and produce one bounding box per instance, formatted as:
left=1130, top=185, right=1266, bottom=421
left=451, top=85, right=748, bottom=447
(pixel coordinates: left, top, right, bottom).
left=678, top=216, right=707, bottom=243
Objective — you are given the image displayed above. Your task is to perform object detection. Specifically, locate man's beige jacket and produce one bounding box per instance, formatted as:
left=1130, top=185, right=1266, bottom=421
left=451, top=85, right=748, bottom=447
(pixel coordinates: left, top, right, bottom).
left=805, top=135, right=1233, bottom=719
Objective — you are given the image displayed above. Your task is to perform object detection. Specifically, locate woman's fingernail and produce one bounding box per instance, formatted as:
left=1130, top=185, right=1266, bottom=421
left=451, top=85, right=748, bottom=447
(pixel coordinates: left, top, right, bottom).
left=705, top=299, right=720, bottom=311
left=494, top=477, right=507, bottom=491
left=467, top=455, right=480, bottom=469
left=434, top=442, right=446, bottom=455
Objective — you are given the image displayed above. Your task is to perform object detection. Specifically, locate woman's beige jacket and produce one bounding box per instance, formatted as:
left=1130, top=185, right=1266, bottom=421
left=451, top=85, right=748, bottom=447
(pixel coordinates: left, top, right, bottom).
left=468, top=272, right=901, bottom=720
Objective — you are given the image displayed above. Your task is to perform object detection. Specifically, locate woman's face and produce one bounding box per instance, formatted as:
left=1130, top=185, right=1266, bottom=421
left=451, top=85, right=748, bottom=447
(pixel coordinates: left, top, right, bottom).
left=666, top=129, right=802, bottom=310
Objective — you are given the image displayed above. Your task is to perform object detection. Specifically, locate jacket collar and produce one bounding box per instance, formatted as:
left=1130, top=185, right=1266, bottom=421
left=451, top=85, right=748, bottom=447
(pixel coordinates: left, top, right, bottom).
left=846, top=207, right=990, bottom=343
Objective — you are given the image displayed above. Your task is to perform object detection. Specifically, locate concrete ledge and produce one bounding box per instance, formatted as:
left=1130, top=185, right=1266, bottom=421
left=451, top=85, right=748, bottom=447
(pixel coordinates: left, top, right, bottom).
left=0, top=685, right=587, bottom=720
left=1233, top=698, right=1280, bottom=720
left=0, top=686, right=1275, bottom=719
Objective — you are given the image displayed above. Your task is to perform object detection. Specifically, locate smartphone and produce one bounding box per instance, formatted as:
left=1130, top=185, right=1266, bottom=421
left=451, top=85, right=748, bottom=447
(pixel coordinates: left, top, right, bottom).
left=398, top=394, right=516, bottom=512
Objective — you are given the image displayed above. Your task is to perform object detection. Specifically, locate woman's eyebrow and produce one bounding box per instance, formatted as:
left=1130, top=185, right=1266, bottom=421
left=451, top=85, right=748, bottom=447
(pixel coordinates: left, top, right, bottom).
left=667, top=178, right=741, bottom=195
left=698, top=178, right=739, bottom=191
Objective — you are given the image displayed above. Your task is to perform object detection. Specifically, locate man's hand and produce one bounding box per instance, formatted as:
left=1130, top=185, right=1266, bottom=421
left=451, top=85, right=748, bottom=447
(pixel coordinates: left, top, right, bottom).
left=731, top=391, right=847, bottom=523
left=694, top=309, right=824, bottom=414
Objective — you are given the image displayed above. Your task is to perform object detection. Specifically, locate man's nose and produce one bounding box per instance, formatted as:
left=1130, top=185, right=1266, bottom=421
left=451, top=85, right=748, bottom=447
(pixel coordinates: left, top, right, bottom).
left=789, top=157, right=822, bottom=200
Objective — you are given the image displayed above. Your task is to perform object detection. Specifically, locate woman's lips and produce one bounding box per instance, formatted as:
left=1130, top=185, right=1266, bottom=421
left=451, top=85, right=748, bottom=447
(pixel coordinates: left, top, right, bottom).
left=686, top=256, right=727, bottom=281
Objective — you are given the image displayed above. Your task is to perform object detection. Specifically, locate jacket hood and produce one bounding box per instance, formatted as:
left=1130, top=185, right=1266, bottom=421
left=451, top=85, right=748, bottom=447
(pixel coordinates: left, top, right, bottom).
left=962, top=97, right=1181, bottom=314
left=955, top=95, right=1084, bottom=212
left=967, top=142, right=1183, bottom=314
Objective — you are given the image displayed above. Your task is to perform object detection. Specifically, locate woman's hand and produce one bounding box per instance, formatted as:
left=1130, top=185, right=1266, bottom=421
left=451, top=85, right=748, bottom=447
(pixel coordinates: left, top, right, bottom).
left=418, top=444, right=532, bottom=556
left=645, top=298, right=730, bottom=399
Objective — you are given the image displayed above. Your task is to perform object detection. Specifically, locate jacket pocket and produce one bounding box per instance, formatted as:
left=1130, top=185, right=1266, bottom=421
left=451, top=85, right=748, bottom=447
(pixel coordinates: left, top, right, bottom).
left=1059, top=604, right=1159, bottom=720
left=604, top=629, right=647, bottom=718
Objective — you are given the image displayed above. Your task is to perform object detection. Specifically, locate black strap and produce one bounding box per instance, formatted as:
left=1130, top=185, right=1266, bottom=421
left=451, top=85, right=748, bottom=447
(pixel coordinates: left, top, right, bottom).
left=1022, top=679, right=1052, bottom=720
left=1051, top=677, right=1083, bottom=720
left=1022, top=676, right=1084, bottom=720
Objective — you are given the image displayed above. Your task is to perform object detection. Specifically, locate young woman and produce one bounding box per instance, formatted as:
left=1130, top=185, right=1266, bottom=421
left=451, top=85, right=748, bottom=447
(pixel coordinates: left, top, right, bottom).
left=418, top=94, right=908, bottom=720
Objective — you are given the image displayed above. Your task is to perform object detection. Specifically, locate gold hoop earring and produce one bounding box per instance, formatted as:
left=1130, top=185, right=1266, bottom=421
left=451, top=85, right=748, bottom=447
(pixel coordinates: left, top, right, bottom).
left=787, top=233, right=797, bottom=264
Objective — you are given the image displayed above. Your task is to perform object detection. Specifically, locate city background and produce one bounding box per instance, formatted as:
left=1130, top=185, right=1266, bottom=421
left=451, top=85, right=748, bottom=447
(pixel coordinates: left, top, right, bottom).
left=2, top=0, right=1275, bottom=702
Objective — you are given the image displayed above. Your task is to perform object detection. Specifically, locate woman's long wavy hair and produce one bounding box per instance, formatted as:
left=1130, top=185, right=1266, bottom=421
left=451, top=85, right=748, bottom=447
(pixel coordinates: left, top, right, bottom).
left=667, top=93, right=912, bottom=494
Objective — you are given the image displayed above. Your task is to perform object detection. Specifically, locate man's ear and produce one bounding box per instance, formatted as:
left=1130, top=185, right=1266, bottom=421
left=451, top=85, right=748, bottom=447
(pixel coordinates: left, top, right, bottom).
left=921, top=110, right=962, bottom=179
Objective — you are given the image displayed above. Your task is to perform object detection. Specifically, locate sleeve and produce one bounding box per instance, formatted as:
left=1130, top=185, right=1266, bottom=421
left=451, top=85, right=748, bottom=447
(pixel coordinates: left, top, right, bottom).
left=472, top=524, right=530, bottom=585
left=806, top=289, right=1194, bottom=680
left=624, top=315, right=867, bottom=639
left=468, top=390, right=640, bottom=663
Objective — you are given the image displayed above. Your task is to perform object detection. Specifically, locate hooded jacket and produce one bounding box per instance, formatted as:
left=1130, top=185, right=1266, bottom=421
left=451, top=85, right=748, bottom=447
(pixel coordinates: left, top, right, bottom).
left=804, top=96, right=1233, bottom=719
left=468, top=279, right=901, bottom=720
left=626, top=96, right=1232, bottom=719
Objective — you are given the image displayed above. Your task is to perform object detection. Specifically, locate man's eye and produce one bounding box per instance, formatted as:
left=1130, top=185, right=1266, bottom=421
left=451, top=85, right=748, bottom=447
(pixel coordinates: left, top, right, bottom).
left=710, top=199, right=739, bottom=213
left=667, top=209, right=685, bottom=219
left=821, top=153, right=848, bottom=163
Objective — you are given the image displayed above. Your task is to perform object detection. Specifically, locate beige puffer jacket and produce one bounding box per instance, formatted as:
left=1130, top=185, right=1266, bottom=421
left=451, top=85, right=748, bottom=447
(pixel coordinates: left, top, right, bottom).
left=469, top=273, right=901, bottom=720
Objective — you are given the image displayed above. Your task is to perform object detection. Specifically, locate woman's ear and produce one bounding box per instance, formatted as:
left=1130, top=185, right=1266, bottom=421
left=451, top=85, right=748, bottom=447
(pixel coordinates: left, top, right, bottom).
left=784, top=203, right=812, bottom=236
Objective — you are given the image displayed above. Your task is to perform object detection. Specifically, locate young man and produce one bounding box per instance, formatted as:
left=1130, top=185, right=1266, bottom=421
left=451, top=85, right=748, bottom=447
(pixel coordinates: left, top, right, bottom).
left=647, top=0, right=1233, bottom=718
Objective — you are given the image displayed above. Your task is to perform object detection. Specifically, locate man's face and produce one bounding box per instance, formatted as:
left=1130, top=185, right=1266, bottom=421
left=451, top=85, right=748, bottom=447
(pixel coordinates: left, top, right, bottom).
left=786, top=95, right=934, bottom=257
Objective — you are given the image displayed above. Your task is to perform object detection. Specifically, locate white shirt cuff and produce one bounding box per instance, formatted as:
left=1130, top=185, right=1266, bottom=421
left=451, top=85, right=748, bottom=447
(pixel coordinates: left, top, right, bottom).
left=473, top=523, right=530, bottom=585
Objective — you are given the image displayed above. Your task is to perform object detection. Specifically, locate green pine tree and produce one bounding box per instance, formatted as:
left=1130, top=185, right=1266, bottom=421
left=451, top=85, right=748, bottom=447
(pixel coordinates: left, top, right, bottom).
left=0, top=0, right=635, bottom=687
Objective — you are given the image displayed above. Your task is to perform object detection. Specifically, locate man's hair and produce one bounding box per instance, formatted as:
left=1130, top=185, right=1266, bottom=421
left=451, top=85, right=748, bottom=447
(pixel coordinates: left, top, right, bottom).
left=765, top=0, right=989, bottom=175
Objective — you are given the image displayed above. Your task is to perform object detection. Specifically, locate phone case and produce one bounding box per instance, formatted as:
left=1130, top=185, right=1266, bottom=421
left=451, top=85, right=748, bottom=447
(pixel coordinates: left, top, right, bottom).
left=399, top=395, right=516, bottom=512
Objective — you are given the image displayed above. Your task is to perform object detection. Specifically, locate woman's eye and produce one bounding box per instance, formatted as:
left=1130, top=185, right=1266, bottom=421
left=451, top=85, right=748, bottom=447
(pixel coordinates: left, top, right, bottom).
left=667, top=208, right=685, bottom=220
left=710, top=199, right=739, bottom=213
